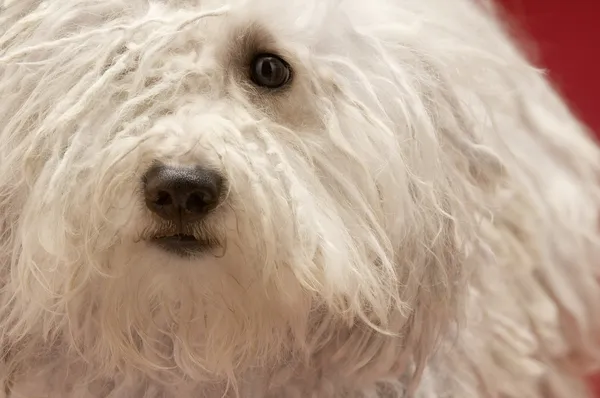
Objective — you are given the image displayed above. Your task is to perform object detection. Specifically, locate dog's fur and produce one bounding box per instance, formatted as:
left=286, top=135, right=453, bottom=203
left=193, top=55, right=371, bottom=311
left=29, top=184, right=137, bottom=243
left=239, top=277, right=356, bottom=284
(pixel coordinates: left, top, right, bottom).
left=0, top=0, right=599, bottom=396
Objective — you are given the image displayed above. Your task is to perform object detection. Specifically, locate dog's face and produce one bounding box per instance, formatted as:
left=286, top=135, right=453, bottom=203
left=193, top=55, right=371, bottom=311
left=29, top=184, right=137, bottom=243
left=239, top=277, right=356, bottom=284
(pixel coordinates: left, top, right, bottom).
left=1, top=0, right=508, bottom=383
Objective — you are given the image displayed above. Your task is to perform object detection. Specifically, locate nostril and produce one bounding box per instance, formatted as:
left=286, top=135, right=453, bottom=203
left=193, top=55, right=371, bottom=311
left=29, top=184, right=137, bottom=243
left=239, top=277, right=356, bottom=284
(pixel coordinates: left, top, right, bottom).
left=185, top=190, right=216, bottom=213
left=155, top=191, right=172, bottom=206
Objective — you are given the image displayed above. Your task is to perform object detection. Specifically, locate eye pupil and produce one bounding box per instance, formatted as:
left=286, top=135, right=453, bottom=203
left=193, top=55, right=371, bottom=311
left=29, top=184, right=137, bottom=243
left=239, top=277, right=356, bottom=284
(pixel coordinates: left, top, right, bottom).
left=250, top=54, right=291, bottom=88
left=260, top=59, right=274, bottom=78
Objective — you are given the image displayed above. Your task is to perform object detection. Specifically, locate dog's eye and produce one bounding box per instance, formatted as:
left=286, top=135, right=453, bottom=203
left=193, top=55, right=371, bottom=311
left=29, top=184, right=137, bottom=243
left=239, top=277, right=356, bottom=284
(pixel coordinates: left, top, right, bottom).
left=250, top=54, right=291, bottom=88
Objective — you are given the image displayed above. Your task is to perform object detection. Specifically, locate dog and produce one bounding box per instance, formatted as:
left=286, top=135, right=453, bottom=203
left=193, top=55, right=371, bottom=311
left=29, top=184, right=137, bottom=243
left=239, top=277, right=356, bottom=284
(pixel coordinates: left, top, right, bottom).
left=0, top=0, right=599, bottom=396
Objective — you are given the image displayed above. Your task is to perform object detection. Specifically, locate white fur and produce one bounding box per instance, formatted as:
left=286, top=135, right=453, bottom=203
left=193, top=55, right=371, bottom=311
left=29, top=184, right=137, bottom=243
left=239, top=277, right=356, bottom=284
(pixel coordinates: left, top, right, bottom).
left=0, top=0, right=599, bottom=396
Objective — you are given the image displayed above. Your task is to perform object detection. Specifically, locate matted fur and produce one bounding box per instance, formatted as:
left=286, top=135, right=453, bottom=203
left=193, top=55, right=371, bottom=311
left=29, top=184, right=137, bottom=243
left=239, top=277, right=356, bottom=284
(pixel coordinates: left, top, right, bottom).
left=0, top=0, right=599, bottom=397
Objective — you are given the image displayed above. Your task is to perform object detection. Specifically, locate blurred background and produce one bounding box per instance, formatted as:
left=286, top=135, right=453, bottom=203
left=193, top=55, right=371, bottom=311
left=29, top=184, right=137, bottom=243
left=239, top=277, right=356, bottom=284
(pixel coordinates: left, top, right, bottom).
left=496, top=0, right=600, bottom=395
left=497, top=0, right=599, bottom=135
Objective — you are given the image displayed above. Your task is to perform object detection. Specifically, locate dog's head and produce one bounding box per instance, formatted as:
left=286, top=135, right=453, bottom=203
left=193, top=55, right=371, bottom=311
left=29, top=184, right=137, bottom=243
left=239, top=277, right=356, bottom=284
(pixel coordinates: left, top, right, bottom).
left=0, top=0, right=514, bottom=386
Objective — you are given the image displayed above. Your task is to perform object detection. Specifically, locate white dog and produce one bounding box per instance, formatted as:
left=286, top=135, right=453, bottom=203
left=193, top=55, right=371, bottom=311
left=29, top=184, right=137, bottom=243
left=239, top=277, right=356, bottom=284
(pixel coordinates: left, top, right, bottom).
left=0, top=0, right=599, bottom=397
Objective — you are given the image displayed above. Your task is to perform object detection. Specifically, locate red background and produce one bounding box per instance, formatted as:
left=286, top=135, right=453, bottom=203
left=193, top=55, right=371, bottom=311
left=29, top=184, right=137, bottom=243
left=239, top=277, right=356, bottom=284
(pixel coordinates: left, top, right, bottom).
left=497, top=0, right=600, bottom=134
left=496, top=0, right=600, bottom=395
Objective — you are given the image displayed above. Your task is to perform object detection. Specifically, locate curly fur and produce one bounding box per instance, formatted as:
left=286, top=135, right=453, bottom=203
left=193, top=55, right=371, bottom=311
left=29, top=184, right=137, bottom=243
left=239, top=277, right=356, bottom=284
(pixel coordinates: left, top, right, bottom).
left=0, top=0, right=599, bottom=397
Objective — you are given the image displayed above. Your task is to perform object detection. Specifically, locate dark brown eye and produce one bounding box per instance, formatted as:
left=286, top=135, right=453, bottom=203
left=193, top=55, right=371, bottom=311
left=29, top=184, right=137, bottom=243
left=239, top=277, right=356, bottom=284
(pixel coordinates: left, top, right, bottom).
left=250, top=54, right=291, bottom=88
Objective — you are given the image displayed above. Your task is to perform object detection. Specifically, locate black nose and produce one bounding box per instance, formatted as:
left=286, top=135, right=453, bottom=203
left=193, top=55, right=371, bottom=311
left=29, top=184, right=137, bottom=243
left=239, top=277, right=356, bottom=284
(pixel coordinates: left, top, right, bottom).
left=143, top=164, right=223, bottom=223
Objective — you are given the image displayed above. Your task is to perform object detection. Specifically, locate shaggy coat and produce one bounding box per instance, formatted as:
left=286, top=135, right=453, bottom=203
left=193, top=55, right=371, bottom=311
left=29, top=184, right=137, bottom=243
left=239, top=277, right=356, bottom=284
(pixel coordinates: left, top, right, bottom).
left=0, top=0, right=599, bottom=397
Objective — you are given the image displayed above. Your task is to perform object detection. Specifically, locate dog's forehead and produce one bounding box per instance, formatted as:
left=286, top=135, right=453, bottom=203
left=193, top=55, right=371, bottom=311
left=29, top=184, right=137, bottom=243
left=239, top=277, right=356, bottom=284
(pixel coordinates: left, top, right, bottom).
left=160, top=0, right=348, bottom=48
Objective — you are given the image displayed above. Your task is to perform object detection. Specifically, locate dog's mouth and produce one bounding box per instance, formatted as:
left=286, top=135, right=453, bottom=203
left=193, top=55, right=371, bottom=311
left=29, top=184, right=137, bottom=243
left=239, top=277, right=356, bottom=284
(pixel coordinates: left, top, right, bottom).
left=151, top=233, right=216, bottom=257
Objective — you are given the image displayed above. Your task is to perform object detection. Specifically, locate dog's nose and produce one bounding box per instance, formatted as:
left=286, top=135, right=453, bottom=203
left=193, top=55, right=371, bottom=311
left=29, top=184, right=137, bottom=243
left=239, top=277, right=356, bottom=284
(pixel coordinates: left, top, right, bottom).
left=143, top=164, right=223, bottom=223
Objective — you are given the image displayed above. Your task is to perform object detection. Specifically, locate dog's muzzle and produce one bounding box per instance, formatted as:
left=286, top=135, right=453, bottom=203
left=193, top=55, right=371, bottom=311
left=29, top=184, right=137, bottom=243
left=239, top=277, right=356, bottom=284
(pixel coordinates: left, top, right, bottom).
left=142, top=163, right=224, bottom=256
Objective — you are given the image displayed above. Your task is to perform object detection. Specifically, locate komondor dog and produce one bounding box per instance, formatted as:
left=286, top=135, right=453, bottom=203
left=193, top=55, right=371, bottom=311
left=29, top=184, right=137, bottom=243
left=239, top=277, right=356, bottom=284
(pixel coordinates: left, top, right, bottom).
left=0, top=0, right=599, bottom=397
